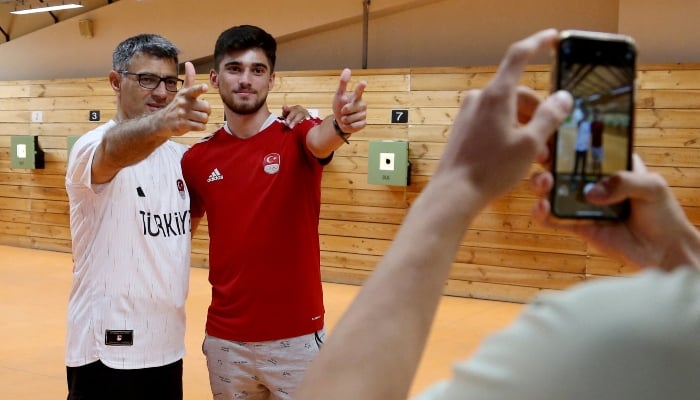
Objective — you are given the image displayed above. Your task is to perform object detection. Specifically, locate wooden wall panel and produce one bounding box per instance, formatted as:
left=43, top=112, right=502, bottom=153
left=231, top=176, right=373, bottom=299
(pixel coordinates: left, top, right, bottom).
left=1, top=64, right=699, bottom=303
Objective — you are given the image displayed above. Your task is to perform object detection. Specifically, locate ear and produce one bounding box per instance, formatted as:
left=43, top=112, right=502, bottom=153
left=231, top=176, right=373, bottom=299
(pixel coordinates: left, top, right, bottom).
left=269, top=71, right=275, bottom=91
left=209, top=69, right=219, bottom=89
left=109, top=70, right=121, bottom=92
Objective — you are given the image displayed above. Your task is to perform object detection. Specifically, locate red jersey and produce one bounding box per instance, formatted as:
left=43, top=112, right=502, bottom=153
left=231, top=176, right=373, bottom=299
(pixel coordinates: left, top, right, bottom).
left=591, top=120, right=604, bottom=148
left=181, top=116, right=328, bottom=341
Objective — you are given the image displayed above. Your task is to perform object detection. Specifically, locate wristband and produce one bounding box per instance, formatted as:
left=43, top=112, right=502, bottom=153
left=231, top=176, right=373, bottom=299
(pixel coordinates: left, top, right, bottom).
left=333, top=118, right=351, bottom=144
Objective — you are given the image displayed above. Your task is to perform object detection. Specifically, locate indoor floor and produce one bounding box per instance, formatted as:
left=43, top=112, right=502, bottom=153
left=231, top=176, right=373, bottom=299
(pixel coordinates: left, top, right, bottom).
left=0, top=245, right=523, bottom=399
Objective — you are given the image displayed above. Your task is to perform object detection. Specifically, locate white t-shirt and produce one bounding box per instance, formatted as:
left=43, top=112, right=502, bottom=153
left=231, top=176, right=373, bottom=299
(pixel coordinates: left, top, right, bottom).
left=415, top=267, right=700, bottom=400
left=65, top=120, right=191, bottom=369
left=575, top=119, right=592, bottom=152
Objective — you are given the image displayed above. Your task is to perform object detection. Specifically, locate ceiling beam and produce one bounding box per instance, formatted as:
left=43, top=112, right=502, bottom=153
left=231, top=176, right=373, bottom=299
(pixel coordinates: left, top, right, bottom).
left=0, top=25, right=8, bottom=42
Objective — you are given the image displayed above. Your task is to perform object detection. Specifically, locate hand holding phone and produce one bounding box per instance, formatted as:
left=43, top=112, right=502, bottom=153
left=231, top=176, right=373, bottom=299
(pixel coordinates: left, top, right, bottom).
left=550, top=30, right=637, bottom=220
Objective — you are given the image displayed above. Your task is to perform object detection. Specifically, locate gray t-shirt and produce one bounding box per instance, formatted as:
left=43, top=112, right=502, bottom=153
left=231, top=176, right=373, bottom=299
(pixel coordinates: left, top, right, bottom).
left=416, top=267, right=700, bottom=400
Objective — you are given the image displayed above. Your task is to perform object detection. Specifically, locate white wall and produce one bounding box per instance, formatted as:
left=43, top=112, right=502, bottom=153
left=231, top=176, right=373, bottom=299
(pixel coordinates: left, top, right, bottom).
left=0, top=0, right=697, bottom=81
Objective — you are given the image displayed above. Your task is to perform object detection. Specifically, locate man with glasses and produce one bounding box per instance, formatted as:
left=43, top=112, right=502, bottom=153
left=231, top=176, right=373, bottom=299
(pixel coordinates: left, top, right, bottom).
left=65, top=33, right=309, bottom=400
left=64, top=33, right=210, bottom=400
left=118, top=70, right=185, bottom=92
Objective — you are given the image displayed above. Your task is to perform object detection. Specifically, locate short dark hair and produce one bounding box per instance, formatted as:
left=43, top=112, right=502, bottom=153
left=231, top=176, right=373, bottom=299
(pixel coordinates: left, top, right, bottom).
left=213, top=25, right=277, bottom=72
left=112, top=33, right=179, bottom=71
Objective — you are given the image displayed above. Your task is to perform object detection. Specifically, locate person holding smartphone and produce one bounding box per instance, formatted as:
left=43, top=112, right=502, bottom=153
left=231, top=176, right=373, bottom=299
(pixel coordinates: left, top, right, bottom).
left=294, top=29, right=700, bottom=400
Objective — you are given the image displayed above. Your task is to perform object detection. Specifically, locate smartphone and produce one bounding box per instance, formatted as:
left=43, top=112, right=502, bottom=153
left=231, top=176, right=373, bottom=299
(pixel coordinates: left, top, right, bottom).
left=550, top=30, right=637, bottom=220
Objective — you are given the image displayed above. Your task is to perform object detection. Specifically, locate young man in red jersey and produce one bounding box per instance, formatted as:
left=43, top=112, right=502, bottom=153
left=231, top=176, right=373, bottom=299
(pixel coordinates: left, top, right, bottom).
left=181, top=24, right=367, bottom=399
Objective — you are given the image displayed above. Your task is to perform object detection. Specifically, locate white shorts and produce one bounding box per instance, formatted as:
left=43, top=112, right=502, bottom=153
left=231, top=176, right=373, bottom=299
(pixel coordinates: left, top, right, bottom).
left=202, top=329, right=325, bottom=400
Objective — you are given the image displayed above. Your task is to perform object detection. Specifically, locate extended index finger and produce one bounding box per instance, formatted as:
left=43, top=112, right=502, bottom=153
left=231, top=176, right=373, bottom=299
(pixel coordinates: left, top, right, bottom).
left=491, top=29, right=559, bottom=93
left=353, top=80, right=367, bottom=101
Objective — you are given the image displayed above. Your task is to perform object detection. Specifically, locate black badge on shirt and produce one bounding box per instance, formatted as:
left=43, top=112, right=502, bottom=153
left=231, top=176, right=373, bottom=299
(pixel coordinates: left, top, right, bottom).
left=105, top=330, right=133, bottom=346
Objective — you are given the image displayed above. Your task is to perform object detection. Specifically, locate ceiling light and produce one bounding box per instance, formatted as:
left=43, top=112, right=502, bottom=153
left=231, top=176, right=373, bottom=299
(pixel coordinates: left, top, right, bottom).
left=11, top=2, right=83, bottom=15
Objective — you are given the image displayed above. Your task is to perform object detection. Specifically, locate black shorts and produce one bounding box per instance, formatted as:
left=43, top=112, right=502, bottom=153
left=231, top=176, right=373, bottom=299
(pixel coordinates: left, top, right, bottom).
left=66, top=359, right=183, bottom=400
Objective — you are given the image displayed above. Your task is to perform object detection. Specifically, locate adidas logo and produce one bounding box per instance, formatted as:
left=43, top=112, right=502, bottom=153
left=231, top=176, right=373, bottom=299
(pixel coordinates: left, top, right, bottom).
left=207, top=168, right=224, bottom=183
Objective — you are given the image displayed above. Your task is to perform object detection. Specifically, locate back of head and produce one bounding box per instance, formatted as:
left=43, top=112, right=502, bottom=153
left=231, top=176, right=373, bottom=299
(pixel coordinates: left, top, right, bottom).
left=112, top=33, right=180, bottom=71
left=213, top=25, right=277, bottom=72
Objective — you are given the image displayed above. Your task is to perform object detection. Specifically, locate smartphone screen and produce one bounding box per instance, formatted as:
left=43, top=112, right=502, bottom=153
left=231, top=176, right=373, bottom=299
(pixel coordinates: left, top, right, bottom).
left=550, top=30, right=636, bottom=220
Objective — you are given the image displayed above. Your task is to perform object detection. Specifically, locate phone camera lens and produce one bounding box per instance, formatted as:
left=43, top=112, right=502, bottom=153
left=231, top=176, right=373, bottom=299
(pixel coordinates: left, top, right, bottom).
left=561, top=41, right=571, bottom=55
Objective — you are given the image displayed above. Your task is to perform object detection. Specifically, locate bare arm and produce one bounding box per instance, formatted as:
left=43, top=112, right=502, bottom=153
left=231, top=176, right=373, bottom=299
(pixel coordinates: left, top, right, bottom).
left=92, top=62, right=210, bottom=184
left=295, top=29, right=572, bottom=400
left=92, top=115, right=176, bottom=183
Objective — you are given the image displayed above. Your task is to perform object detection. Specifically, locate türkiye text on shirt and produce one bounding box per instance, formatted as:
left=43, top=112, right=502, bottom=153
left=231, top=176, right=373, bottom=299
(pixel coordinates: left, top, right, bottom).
left=139, top=210, right=190, bottom=237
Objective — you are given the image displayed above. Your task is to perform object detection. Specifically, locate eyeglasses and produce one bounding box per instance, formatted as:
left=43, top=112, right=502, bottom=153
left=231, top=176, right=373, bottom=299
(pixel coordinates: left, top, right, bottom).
left=118, top=71, right=184, bottom=92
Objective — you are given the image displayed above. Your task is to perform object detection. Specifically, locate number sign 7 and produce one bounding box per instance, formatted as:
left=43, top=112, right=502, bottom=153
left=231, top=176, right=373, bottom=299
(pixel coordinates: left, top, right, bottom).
left=391, top=109, right=408, bottom=124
